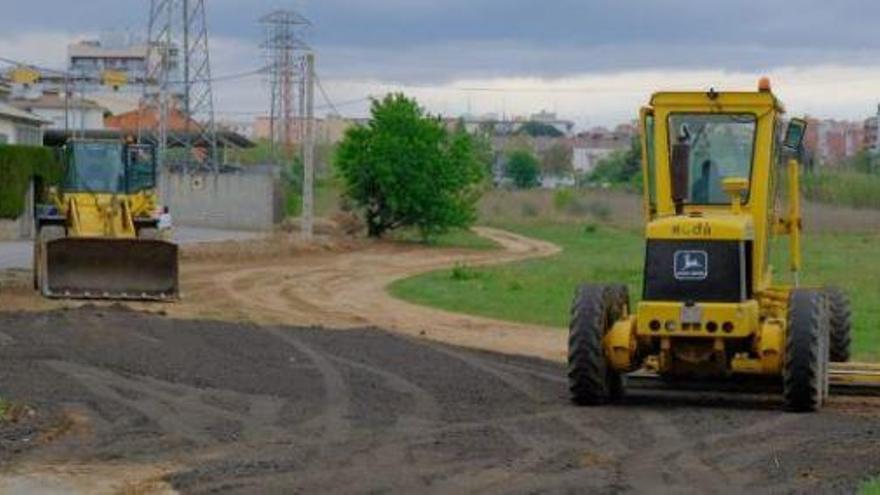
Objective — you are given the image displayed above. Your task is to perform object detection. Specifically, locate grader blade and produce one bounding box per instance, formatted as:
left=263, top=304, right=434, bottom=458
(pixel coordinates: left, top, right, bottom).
left=40, top=238, right=178, bottom=301
left=828, top=362, right=880, bottom=396
left=626, top=365, right=880, bottom=397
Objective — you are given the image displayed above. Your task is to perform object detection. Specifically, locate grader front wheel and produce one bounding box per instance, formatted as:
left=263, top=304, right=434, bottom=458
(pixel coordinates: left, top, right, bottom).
left=568, top=284, right=627, bottom=405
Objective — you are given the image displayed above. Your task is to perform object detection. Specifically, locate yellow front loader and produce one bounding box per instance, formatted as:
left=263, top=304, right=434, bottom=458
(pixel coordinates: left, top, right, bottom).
left=34, top=139, right=178, bottom=300
left=568, top=80, right=879, bottom=411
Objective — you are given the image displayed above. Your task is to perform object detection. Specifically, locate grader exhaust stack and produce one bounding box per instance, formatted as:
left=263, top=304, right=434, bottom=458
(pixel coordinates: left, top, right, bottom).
left=35, top=140, right=179, bottom=302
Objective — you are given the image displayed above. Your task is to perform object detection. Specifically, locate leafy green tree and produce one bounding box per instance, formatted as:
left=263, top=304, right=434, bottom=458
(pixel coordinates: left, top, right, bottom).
left=455, top=118, right=495, bottom=178
left=506, top=150, right=541, bottom=189
left=335, top=93, right=485, bottom=239
left=540, top=142, right=573, bottom=176
left=518, top=121, right=564, bottom=137
left=588, top=137, right=642, bottom=186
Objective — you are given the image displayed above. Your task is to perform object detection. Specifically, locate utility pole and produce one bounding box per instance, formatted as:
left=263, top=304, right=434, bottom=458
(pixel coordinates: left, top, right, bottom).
left=261, top=10, right=313, bottom=239
left=302, top=53, right=315, bottom=240
left=144, top=0, right=219, bottom=173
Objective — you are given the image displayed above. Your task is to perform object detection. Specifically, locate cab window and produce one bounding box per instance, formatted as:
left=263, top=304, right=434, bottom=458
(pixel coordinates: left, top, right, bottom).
left=66, top=142, right=126, bottom=193
left=667, top=114, right=756, bottom=205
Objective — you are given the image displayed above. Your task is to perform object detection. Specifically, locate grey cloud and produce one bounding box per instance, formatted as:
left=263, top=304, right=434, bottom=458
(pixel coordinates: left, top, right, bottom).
left=2, top=0, right=880, bottom=82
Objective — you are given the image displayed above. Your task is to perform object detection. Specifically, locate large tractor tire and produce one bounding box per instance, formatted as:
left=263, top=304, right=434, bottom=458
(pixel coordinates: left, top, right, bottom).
left=783, top=289, right=830, bottom=412
left=568, top=284, right=627, bottom=405
left=822, top=287, right=852, bottom=363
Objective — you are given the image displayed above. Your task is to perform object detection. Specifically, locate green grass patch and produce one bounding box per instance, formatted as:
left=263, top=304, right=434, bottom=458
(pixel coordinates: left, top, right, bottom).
left=861, top=477, right=880, bottom=495
left=390, top=223, right=643, bottom=328
left=391, top=222, right=880, bottom=360
left=0, top=398, right=11, bottom=423
left=802, top=171, right=880, bottom=210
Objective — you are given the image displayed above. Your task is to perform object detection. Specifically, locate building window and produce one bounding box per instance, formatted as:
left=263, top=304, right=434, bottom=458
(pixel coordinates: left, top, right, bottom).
left=0, top=133, right=8, bottom=144
left=14, top=125, right=42, bottom=146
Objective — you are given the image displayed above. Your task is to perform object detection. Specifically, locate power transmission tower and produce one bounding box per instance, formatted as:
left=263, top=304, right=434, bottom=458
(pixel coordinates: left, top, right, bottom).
left=261, top=10, right=315, bottom=239
left=143, top=0, right=219, bottom=173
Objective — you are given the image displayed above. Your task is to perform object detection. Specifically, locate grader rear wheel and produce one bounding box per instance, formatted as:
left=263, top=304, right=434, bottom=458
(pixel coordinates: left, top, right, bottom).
left=568, top=284, right=627, bottom=405
left=784, top=289, right=830, bottom=412
left=823, top=287, right=852, bottom=363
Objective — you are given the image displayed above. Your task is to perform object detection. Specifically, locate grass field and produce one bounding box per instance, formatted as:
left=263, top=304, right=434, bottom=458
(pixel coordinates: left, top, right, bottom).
left=391, top=217, right=880, bottom=361
left=862, top=477, right=880, bottom=495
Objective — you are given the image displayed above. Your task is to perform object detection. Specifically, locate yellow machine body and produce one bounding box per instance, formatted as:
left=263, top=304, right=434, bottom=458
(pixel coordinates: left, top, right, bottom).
left=35, top=140, right=178, bottom=301
left=608, top=88, right=806, bottom=378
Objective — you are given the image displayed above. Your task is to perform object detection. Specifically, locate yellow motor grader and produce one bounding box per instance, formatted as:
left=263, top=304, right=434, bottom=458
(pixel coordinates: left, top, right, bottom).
left=34, top=139, right=178, bottom=300
left=568, top=80, right=879, bottom=411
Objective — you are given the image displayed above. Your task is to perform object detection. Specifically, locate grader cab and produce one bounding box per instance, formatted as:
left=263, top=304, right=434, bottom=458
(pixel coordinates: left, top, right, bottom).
left=568, top=80, right=879, bottom=411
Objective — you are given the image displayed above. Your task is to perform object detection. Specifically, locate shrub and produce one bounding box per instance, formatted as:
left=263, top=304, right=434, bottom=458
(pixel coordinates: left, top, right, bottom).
left=335, top=93, right=485, bottom=239
left=553, top=189, right=574, bottom=211
left=506, top=150, right=541, bottom=189
left=0, top=145, right=62, bottom=219
left=451, top=262, right=482, bottom=281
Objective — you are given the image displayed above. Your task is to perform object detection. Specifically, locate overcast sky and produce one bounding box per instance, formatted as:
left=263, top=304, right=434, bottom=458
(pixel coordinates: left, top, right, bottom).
left=2, top=0, right=880, bottom=127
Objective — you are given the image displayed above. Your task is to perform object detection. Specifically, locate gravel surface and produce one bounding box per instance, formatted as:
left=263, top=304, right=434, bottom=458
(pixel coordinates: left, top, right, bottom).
left=0, top=307, right=878, bottom=494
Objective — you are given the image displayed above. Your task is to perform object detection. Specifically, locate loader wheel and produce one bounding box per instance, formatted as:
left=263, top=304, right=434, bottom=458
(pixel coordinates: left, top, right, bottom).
left=568, top=284, right=625, bottom=405
left=783, top=289, right=830, bottom=412
left=822, top=287, right=852, bottom=363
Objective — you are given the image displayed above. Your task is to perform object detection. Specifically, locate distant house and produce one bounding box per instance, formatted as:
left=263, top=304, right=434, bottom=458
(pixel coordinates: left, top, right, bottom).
left=803, top=117, right=864, bottom=167
left=570, top=125, right=636, bottom=175
left=104, top=105, right=200, bottom=134
left=252, top=114, right=363, bottom=145
left=0, top=83, right=50, bottom=145
left=10, top=91, right=107, bottom=131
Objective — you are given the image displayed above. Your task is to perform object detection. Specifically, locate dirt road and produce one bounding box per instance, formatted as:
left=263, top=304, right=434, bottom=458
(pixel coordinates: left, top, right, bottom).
left=0, top=307, right=878, bottom=494
left=0, top=228, right=879, bottom=493
left=1, top=227, right=567, bottom=361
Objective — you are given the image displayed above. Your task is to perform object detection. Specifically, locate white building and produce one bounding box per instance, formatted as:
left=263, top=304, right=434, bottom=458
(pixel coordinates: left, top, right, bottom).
left=68, top=37, right=150, bottom=81
left=572, top=147, right=616, bottom=174
left=0, top=84, right=49, bottom=145
left=11, top=92, right=107, bottom=131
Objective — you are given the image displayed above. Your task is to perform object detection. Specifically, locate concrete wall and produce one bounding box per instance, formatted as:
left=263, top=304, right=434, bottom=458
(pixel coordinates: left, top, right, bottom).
left=0, top=180, right=34, bottom=241
left=159, top=171, right=280, bottom=232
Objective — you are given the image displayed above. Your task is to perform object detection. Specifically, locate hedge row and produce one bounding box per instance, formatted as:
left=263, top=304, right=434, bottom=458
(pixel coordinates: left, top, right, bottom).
left=0, top=145, right=62, bottom=219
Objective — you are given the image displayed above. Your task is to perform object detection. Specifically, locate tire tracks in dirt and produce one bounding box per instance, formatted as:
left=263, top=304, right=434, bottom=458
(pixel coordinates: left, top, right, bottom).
left=171, top=227, right=567, bottom=362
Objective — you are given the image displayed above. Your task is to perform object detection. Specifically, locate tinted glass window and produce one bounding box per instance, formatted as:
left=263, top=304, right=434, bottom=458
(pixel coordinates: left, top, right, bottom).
left=66, top=142, right=125, bottom=193
left=668, top=114, right=756, bottom=204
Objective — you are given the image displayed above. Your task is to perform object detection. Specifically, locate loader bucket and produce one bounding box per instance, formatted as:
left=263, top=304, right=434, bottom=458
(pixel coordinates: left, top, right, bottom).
left=39, top=238, right=179, bottom=301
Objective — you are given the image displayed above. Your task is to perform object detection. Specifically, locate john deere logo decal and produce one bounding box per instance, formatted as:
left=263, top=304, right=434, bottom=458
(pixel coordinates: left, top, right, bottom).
left=674, top=250, right=708, bottom=281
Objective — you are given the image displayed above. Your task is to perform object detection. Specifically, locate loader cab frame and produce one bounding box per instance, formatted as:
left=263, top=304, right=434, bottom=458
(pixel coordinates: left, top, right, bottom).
left=62, top=140, right=157, bottom=195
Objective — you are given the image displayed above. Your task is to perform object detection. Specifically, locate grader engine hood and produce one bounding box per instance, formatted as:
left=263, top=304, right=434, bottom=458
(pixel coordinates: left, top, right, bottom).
left=643, top=216, right=754, bottom=303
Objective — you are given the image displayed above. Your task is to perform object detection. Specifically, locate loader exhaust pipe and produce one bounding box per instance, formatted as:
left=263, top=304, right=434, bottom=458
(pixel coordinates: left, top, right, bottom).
left=39, top=238, right=179, bottom=301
